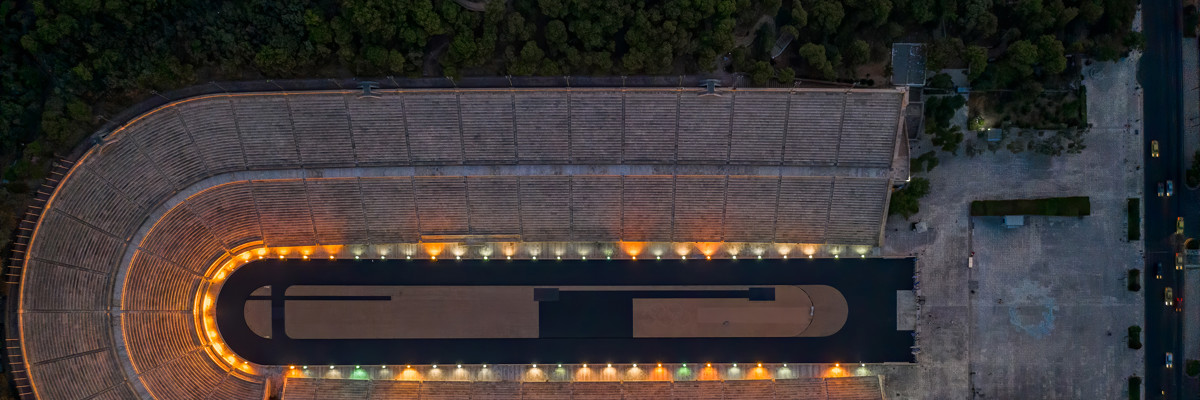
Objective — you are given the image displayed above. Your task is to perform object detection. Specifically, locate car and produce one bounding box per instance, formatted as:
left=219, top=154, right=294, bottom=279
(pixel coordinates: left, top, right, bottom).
left=1155, top=262, right=1163, bottom=279
left=1158, top=183, right=1165, bottom=197
left=1178, top=252, right=1185, bottom=270
left=1178, top=217, right=1185, bottom=235
left=1167, top=352, right=1174, bottom=368
left=1176, top=297, right=1183, bottom=313
left=1152, top=140, right=1159, bottom=157
left=1167, top=180, right=1174, bottom=196
left=1165, top=287, right=1174, bottom=306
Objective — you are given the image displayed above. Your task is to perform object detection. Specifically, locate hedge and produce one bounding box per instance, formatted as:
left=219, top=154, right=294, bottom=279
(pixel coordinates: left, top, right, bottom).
left=1129, top=376, right=1141, bottom=400
left=1127, top=198, right=1140, bottom=240
left=969, top=196, right=1091, bottom=216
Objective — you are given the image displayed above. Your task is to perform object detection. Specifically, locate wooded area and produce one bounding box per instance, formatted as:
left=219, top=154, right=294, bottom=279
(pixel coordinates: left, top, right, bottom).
left=0, top=0, right=1139, bottom=248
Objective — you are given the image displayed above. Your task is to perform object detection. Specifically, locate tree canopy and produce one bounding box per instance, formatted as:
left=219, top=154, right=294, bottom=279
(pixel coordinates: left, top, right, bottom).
left=0, top=0, right=1142, bottom=252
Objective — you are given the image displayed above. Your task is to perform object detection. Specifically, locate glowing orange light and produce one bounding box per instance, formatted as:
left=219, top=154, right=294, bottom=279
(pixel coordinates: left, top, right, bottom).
left=621, top=242, right=644, bottom=257
left=648, top=365, right=671, bottom=381
left=698, top=364, right=721, bottom=380
left=696, top=242, right=722, bottom=256
left=398, top=367, right=422, bottom=381
left=749, top=366, right=770, bottom=380
left=424, top=243, right=445, bottom=257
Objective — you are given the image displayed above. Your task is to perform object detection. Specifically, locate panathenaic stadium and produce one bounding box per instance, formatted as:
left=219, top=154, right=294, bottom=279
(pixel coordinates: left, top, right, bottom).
left=7, top=81, right=914, bottom=399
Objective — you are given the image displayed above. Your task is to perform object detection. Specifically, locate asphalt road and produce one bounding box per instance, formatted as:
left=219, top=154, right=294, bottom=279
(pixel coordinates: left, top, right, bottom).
left=216, top=258, right=915, bottom=366
left=1141, top=0, right=1188, bottom=398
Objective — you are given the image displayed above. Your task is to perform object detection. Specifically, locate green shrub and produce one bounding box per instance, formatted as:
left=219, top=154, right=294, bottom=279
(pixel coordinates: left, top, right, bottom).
left=1186, top=150, right=1200, bottom=188
left=1128, top=326, right=1142, bottom=349
left=1127, top=198, right=1140, bottom=240
left=1187, top=359, right=1200, bottom=377
left=1129, top=376, right=1141, bottom=400
left=1127, top=270, right=1140, bottom=292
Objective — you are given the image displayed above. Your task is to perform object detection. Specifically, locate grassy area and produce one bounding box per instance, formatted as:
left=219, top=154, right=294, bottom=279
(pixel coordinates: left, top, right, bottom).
left=1128, top=198, right=1140, bottom=240
left=969, top=197, right=1091, bottom=217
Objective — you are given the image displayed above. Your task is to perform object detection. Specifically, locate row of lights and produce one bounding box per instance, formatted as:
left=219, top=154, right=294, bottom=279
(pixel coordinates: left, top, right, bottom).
left=276, top=254, right=868, bottom=261
left=289, top=362, right=866, bottom=369
left=236, top=243, right=873, bottom=263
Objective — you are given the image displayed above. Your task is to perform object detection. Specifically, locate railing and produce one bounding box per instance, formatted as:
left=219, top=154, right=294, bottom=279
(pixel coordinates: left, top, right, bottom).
left=2, top=158, right=74, bottom=399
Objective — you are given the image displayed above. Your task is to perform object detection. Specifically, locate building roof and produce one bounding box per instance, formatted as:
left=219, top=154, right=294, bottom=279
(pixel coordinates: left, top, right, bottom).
left=891, top=43, right=928, bottom=87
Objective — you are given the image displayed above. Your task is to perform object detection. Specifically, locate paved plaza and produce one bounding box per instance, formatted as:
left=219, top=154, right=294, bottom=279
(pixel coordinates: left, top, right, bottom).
left=878, top=49, right=1146, bottom=398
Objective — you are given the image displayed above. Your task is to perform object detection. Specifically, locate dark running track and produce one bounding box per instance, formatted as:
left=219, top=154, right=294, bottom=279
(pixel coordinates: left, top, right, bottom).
left=216, top=258, right=915, bottom=366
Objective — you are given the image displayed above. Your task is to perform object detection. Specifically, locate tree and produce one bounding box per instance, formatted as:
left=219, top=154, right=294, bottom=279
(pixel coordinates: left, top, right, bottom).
left=889, top=177, right=931, bottom=219
left=926, top=38, right=964, bottom=70
left=538, top=0, right=567, bottom=18
left=962, top=0, right=997, bottom=39
left=906, top=0, right=936, bottom=24
left=507, top=41, right=546, bottom=76
left=965, top=45, right=988, bottom=81
left=927, top=73, right=954, bottom=89
left=1124, top=31, right=1146, bottom=51
left=546, top=20, right=569, bottom=51
left=789, top=0, right=809, bottom=28
left=808, top=0, right=844, bottom=35
left=776, top=67, right=796, bottom=84
left=912, top=151, right=940, bottom=172
left=1005, top=39, right=1039, bottom=77
left=798, top=43, right=836, bottom=80
left=1035, top=35, right=1066, bottom=74
left=855, top=0, right=893, bottom=27
left=845, top=39, right=870, bottom=67
left=749, top=61, right=774, bottom=85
